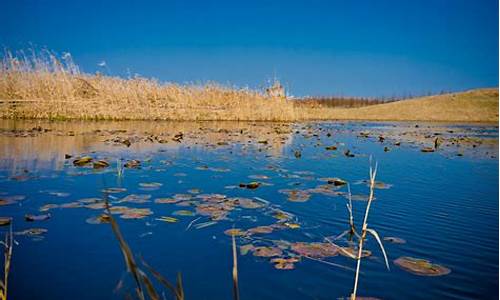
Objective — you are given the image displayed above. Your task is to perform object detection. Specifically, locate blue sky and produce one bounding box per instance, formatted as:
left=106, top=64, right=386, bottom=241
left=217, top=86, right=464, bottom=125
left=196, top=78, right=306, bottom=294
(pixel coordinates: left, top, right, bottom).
left=1, top=0, right=498, bottom=97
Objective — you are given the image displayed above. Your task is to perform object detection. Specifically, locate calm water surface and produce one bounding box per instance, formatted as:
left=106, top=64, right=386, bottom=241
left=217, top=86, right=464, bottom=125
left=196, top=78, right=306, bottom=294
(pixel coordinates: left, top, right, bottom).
left=0, top=120, right=498, bottom=300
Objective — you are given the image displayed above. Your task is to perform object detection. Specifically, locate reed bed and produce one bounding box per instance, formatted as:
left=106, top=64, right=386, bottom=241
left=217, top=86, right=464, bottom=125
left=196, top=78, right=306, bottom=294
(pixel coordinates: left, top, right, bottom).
left=0, top=50, right=300, bottom=121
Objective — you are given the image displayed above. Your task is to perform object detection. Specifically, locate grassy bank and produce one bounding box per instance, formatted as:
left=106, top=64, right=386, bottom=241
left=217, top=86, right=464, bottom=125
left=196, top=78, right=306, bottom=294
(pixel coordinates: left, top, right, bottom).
left=0, top=50, right=498, bottom=122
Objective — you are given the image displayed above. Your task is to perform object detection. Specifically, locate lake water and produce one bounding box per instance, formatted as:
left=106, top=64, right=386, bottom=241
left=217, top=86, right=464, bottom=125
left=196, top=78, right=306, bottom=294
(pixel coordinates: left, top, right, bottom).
left=0, top=120, right=498, bottom=300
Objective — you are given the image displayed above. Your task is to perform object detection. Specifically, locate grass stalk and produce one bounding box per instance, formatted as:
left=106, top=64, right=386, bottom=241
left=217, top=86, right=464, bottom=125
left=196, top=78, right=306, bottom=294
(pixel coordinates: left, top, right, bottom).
left=0, top=221, right=13, bottom=300
left=232, top=233, right=240, bottom=300
left=350, top=162, right=389, bottom=300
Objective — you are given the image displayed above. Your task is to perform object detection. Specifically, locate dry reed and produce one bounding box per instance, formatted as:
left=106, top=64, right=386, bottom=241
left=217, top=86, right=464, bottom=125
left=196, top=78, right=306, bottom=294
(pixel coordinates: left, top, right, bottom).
left=350, top=162, right=389, bottom=300
left=0, top=221, right=13, bottom=300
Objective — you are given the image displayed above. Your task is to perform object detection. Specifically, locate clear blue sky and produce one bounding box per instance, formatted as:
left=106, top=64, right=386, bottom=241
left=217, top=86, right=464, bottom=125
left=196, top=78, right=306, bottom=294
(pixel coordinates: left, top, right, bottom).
left=1, top=0, right=498, bottom=97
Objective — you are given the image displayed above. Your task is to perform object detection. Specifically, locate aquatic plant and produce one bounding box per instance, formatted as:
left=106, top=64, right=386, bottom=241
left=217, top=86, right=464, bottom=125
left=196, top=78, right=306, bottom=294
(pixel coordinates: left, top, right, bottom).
left=0, top=221, right=13, bottom=300
left=231, top=232, right=240, bottom=300
left=103, top=195, right=184, bottom=300
left=350, top=163, right=389, bottom=300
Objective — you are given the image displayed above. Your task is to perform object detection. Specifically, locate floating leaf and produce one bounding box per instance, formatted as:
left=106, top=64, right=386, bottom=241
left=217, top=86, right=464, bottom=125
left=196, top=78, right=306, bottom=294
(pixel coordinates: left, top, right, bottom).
left=394, top=257, right=451, bottom=276
left=235, top=197, right=264, bottom=209
left=139, top=182, right=163, bottom=190
left=279, top=189, right=311, bottom=202
left=25, top=213, right=51, bottom=222
left=172, top=210, right=195, bottom=217
left=73, top=156, right=93, bottom=166
left=284, top=222, right=300, bottom=229
left=60, top=202, right=83, bottom=208
left=318, top=177, right=347, bottom=186
left=270, top=257, right=300, bottom=270
left=119, top=208, right=153, bottom=219
left=86, top=214, right=111, bottom=224
left=239, top=244, right=255, bottom=255
left=118, top=194, right=151, bottom=204
left=0, top=217, right=12, bottom=226
left=156, top=216, right=179, bottom=223
left=102, top=187, right=127, bottom=194
left=253, top=246, right=283, bottom=257
left=39, top=204, right=58, bottom=211
left=15, top=228, right=48, bottom=236
left=291, top=242, right=339, bottom=258
left=93, top=160, right=110, bottom=169
left=247, top=225, right=274, bottom=235
left=383, top=237, right=406, bottom=244
left=239, top=182, right=261, bottom=189
left=124, top=160, right=141, bottom=168
left=224, top=228, right=246, bottom=236
left=85, top=202, right=107, bottom=209
left=155, top=198, right=179, bottom=204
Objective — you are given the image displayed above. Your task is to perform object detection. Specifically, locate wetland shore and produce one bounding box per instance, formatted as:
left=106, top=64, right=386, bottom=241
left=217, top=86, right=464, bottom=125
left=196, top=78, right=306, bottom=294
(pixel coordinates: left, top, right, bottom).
left=1, top=51, right=498, bottom=123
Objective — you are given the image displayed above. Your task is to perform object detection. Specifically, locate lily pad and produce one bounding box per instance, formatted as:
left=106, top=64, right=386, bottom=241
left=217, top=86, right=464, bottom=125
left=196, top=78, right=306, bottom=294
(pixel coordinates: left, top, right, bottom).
left=279, top=189, right=310, bottom=202
left=118, top=194, right=151, bottom=204
left=0, top=217, right=12, bottom=226
left=124, top=160, right=141, bottom=169
left=60, top=202, right=83, bottom=208
left=139, top=182, right=163, bottom=190
left=291, top=242, right=339, bottom=258
left=235, top=197, right=264, bottom=209
left=270, top=257, right=300, bottom=270
left=39, top=204, right=59, bottom=212
left=394, top=257, right=450, bottom=276
left=240, top=244, right=255, bottom=255
left=239, top=182, right=261, bottom=189
left=86, top=214, right=111, bottom=224
left=102, top=187, right=127, bottom=194
left=247, top=225, right=274, bottom=235
left=16, top=228, right=48, bottom=236
left=25, top=213, right=51, bottom=222
left=93, top=160, right=110, bottom=169
left=154, top=198, right=179, bottom=204
left=383, top=237, right=406, bottom=244
left=119, top=208, right=153, bottom=219
left=224, top=228, right=246, bottom=236
left=319, top=177, right=347, bottom=186
left=85, top=202, right=107, bottom=209
left=253, top=246, right=283, bottom=257
left=172, top=210, right=195, bottom=217
left=156, top=216, right=179, bottom=223
left=73, top=156, right=93, bottom=166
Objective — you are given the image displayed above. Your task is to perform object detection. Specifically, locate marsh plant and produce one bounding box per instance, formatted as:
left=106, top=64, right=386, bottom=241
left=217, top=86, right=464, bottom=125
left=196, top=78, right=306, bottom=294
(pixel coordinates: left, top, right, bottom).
left=0, top=221, right=13, bottom=300
left=103, top=195, right=184, bottom=300
left=345, top=162, right=389, bottom=300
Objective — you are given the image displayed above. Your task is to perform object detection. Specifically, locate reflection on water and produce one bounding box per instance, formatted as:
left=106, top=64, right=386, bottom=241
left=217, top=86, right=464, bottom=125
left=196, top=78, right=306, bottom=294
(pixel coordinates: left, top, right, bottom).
left=0, top=120, right=294, bottom=174
left=0, top=119, right=498, bottom=300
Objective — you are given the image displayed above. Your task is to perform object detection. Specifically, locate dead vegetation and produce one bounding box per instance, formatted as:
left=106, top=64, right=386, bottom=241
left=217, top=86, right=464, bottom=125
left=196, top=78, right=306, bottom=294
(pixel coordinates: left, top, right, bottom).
left=0, top=49, right=497, bottom=122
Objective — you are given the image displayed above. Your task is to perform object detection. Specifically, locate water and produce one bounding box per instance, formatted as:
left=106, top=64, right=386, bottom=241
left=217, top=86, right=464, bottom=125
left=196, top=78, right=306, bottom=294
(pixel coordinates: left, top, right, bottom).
left=0, top=120, right=498, bottom=300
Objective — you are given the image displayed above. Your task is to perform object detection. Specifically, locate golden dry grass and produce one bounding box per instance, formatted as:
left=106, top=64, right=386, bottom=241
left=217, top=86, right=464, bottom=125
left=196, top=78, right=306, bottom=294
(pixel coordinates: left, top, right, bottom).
left=0, top=50, right=497, bottom=122
left=326, top=88, right=499, bottom=123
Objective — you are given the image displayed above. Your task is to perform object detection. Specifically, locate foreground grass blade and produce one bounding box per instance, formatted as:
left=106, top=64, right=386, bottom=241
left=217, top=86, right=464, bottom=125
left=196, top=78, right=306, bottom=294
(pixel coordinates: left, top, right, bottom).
left=104, top=197, right=145, bottom=300
left=366, top=228, right=390, bottom=270
left=232, top=234, right=240, bottom=300
left=141, top=259, right=184, bottom=300
left=139, top=270, right=160, bottom=300
left=0, top=221, right=13, bottom=300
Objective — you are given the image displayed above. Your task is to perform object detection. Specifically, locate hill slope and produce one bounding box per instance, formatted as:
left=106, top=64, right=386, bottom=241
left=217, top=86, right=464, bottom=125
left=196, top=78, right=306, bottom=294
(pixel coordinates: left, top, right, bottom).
left=330, top=88, right=499, bottom=122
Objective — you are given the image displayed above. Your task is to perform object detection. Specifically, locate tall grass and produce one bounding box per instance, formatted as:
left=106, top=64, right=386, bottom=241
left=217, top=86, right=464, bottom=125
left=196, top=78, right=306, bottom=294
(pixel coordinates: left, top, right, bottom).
left=0, top=49, right=299, bottom=121
left=350, top=162, right=389, bottom=300
left=103, top=195, right=184, bottom=300
left=1, top=49, right=411, bottom=122
left=0, top=221, right=13, bottom=300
